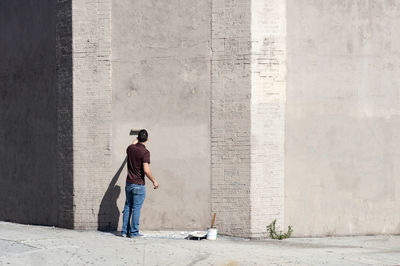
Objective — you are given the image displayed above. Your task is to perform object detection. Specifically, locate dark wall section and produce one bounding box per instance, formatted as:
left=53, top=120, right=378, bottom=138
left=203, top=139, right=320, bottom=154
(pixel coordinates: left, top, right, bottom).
left=0, top=0, right=65, bottom=226
left=55, top=0, right=73, bottom=229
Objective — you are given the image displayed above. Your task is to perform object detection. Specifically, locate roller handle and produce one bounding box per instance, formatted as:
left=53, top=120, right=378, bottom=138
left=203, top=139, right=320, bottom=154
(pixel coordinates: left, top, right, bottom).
left=210, top=213, right=216, bottom=228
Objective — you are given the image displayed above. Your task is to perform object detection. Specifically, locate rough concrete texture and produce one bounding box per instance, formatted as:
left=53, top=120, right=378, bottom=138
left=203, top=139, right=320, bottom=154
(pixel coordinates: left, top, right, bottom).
left=285, top=0, right=400, bottom=236
left=1, top=222, right=400, bottom=265
left=0, top=0, right=59, bottom=226
left=111, top=0, right=211, bottom=230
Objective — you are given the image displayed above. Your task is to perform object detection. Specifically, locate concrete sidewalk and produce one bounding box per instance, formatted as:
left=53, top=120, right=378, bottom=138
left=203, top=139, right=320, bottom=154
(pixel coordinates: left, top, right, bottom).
left=0, top=222, right=399, bottom=266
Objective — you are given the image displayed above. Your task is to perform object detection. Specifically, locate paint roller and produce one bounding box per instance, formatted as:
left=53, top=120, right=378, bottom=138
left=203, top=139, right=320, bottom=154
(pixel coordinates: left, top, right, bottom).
left=130, top=129, right=141, bottom=136
left=129, top=129, right=142, bottom=144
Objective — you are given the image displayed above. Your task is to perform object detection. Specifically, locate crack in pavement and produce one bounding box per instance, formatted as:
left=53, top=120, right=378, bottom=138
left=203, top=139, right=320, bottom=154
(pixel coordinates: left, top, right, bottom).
left=0, top=238, right=39, bottom=250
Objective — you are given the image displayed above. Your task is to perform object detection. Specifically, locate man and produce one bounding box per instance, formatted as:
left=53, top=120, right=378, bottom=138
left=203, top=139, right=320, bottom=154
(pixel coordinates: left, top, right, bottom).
left=122, top=129, right=159, bottom=237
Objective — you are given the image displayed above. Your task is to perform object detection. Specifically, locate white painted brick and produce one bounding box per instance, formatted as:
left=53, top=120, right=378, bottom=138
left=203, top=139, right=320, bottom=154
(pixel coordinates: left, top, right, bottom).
left=250, top=0, right=286, bottom=238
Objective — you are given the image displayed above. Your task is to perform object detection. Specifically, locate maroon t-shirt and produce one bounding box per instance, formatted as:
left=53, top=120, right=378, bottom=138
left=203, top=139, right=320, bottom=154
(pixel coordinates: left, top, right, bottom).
left=126, top=142, right=150, bottom=185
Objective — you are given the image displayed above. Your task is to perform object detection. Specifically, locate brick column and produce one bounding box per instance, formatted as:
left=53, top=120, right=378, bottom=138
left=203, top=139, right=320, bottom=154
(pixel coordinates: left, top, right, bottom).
left=211, top=0, right=252, bottom=238
left=72, top=0, right=112, bottom=229
left=211, top=0, right=286, bottom=238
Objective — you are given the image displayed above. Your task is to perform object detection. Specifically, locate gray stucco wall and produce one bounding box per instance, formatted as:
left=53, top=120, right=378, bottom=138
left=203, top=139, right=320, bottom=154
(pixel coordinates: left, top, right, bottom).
left=285, top=0, right=400, bottom=236
left=112, top=0, right=211, bottom=230
left=3, top=0, right=399, bottom=237
left=0, top=0, right=58, bottom=225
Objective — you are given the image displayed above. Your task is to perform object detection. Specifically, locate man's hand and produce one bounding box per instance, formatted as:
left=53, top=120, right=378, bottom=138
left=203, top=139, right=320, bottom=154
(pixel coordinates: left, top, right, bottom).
left=153, top=180, right=159, bottom=189
left=143, top=162, right=158, bottom=189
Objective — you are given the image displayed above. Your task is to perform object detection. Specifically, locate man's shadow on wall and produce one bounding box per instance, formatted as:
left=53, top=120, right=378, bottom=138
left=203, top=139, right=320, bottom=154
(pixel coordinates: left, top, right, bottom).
left=97, top=156, right=127, bottom=231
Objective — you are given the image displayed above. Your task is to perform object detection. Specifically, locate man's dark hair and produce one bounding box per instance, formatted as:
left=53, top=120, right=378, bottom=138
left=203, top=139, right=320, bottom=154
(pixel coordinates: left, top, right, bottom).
left=138, top=129, right=148, bottom=142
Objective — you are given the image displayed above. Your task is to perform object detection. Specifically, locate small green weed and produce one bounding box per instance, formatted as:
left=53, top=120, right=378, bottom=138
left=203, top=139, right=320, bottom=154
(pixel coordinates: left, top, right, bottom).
left=266, top=219, right=293, bottom=240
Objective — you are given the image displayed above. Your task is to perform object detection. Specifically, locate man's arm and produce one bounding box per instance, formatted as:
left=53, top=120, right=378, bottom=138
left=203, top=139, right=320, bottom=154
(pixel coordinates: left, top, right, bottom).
left=143, top=163, right=159, bottom=189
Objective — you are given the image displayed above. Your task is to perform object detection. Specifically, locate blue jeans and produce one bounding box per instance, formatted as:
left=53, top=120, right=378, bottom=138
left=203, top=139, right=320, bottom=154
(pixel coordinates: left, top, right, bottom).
left=122, top=182, right=146, bottom=236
